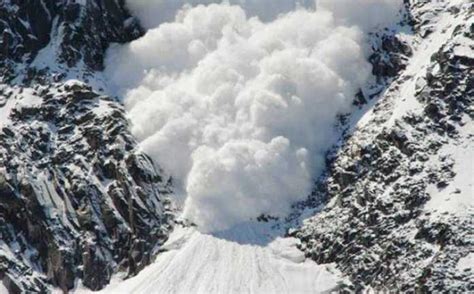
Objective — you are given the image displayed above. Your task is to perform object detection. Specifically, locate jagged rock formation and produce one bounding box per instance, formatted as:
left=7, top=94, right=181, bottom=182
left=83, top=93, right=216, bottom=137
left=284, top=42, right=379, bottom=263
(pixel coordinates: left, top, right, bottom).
left=0, top=81, right=173, bottom=292
left=292, top=1, right=473, bottom=292
left=0, top=0, right=142, bottom=68
left=0, top=1, right=172, bottom=293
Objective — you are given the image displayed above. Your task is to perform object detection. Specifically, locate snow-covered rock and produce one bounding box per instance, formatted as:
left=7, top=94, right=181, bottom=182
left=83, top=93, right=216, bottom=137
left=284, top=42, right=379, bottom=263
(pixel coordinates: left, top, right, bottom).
left=0, top=1, right=173, bottom=292
left=292, top=0, right=473, bottom=292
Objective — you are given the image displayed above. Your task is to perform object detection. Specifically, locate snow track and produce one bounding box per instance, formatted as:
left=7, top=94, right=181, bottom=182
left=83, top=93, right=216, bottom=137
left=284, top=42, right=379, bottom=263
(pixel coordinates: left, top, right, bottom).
left=99, top=224, right=342, bottom=294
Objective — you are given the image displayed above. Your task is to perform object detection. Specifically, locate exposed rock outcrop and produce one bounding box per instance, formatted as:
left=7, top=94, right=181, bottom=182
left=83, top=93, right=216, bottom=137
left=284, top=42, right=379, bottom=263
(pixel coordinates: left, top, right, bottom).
left=0, top=81, right=173, bottom=292
left=292, top=1, right=473, bottom=292
left=0, top=1, right=173, bottom=292
left=0, top=0, right=142, bottom=71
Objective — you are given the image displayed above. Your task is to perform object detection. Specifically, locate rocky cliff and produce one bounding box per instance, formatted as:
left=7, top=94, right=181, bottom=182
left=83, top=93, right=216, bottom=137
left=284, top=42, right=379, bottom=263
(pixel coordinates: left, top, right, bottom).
left=0, top=1, right=173, bottom=292
left=292, top=0, right=473, bottom=292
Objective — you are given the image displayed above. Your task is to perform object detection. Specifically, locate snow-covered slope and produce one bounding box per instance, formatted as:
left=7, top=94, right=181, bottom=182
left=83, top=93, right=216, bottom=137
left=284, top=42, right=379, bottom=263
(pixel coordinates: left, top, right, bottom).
left=99, top=223, right=343, bottom=294
left=0, top=1, right=173, bottom=292
left=0, top=81, right=173, bottom=292
left=0, top=0, right=471, bottom=293
left=294, top=0, right=473, bottom=292
left=98, top=0, right=472, bottom=293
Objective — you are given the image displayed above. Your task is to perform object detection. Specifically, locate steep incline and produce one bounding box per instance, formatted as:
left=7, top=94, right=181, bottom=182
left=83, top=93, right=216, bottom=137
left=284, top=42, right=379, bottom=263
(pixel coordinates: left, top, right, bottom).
left=294, top=0, right=473, bottom=292
left=0, top=0, right=142, bottom=73
left=0, top=81, right=173, bottom=292
left=0, top=0, right=471, bottom=293
left=0, top=1, right=172, bottom=292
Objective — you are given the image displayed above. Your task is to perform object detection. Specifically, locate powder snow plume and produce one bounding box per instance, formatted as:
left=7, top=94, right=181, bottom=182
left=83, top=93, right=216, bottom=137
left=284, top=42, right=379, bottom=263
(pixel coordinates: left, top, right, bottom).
left=106, top=0, right=402, bottom=232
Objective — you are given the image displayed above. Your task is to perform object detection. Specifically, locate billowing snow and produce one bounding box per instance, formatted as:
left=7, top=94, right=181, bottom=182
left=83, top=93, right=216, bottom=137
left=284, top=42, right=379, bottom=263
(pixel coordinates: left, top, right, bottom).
left=107, top=0, right=402, bottom=231
left=98, top=224, right=343, bottom=294
left=126, top=0, right=314, bottom=28
left=126, top=0, right=401, bottom=30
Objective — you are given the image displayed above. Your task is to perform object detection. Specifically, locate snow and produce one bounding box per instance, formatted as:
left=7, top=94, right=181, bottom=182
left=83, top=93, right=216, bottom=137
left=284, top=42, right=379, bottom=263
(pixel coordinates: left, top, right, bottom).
left=0, top=282, right=8, bottom=294
left=107, top=0, right=402, bottom=231
left=356, top=0, right=469, bottom=130
left=3, top=0, right=470, bottom=292
left=126, top=0, right=315, bottom=29
left=30, top=30, right=60, bottom=70
left=91, top=99, right=114, bottom=117
left=0, top=87, right=42, bottom=128
left=95, top=1, right=404, bottom=291
left=386, top=6, right=464, bottom=127
left=25, top=17, right=109, bottom=93
left=0, top=96, right=14, bottom=128
left=349, top=0, right=474, bottom=223
left=424, top=120, right=474, bottom=217
left=35, top=170, right=80, bottom=230
left=17, top=88, right=43, bottom=107
left=127, top=0, right=401, bottom=30
left=456, top=253, right=474, bottom=272
left=98, top=223, right=343, bottom=294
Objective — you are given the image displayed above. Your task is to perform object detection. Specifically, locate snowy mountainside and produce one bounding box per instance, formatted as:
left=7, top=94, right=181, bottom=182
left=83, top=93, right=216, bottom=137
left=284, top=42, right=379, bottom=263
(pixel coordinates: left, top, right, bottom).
left=99, top=223, right=344, bottom=294
left=293, top=0, right=473, bottom=292
left=0, top=1, right=173, bottom=293
left=0, top=81, right=173, bottom=292
left=0, top=0, right=471, bottom=293
left=0, top=0, right=142, bottom=73
left=92, top=0, right=471, bottom=293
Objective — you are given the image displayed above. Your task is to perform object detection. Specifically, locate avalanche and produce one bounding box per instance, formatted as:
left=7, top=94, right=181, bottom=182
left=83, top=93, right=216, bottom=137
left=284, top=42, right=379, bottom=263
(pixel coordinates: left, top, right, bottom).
left=105, top=0, right=402, bottom=231
left=97, top=0, right=404, bottom=293
left=99, top=224, right=344, bottom=294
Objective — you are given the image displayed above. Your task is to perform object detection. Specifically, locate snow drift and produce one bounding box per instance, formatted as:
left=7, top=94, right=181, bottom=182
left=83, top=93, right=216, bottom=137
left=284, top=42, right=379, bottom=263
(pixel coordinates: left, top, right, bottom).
left=106, top=0, right=402, bottom=231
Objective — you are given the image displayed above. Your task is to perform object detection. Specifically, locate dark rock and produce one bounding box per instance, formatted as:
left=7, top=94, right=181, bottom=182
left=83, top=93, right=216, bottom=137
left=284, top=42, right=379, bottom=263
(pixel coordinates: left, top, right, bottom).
left=0, top=0, right=144, bottom=71
left=424, top=102, right=442, bottom=119
left=0, top=84, right=174, bottom=292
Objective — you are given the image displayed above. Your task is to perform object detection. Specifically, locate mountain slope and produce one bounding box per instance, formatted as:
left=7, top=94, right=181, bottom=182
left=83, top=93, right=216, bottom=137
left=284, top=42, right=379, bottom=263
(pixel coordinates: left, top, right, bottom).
left=0, top=0, right=471, bottom=293
left=293, top=0, right=473, bottom=291
left=0, top=1, right=173, bottom=292
left=99, top=224, right=343, bottom=294
left=86, top=1, right=471, bottom=293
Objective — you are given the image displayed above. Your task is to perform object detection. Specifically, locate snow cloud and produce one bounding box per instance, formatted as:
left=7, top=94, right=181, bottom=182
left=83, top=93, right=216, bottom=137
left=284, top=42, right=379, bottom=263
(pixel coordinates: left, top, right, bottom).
left=126, top=0, right=315, bottom=28
left=107, top=0, right=402, bottom=231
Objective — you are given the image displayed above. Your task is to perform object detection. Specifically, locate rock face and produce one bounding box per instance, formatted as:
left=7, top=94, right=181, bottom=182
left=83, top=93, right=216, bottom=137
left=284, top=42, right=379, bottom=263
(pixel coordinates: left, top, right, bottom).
left=0, top=82, right=173, bottom=292
left=0, top=1, right=173, bottom=293
left=0, top=0, right=142, bottom=72
left=292, top=0, right=473, bottom=292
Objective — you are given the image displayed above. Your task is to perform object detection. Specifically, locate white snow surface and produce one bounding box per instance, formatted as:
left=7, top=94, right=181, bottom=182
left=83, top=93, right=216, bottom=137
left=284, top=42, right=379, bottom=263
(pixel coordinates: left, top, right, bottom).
left=108, top=0, right=402, bottom=231
left=424, top=118, right=474, bottom=217
left=0, top=96, right=14, bottom=128
left=456, top=253, right=474, bottom=272
left=97, top=223, right=343, bottom=294
left=388, top=0, right=474, bottom=218
left=0, top=86, right=42, bottom=128
left=0, top=282, right=7, bottom=294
